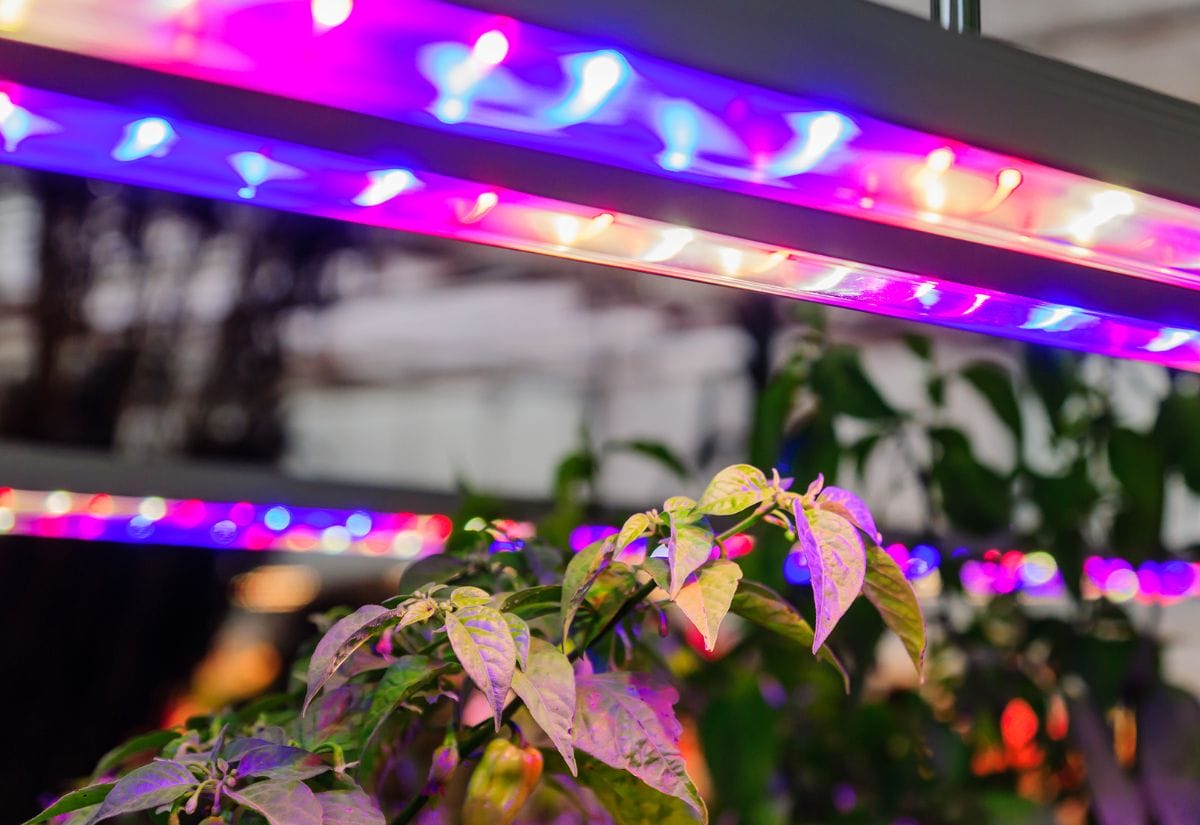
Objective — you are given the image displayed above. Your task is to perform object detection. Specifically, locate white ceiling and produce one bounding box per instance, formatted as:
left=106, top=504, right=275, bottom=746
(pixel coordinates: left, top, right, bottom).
left=869, top=0, right=1200, bottom=103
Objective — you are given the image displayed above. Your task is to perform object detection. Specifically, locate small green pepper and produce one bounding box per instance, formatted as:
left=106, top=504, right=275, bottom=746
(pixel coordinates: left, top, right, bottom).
left=462, top=737, right=543, bottom=825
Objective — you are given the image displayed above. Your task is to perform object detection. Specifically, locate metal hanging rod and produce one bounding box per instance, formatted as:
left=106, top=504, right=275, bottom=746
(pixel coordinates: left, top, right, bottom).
left=931, top=0, right=981, bottom=33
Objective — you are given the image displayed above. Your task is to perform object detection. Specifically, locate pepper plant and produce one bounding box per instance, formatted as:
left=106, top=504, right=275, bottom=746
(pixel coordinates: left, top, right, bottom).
left=27, top=464, right=925, bottom=825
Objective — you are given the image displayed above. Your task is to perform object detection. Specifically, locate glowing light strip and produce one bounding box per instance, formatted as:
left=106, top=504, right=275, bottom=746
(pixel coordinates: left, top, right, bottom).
left=1, top=84, right=1197, bottom=371
left=784, top=541, right=1200, bottom=606
left=6, top=0, right=1200, bottom=293
left=0, top=482, right=1191, bottom=606
left=0, top=486, right=452, bottom=557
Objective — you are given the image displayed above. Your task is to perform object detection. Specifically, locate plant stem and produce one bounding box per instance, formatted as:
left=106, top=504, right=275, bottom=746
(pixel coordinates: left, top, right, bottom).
left=391, top=506, right=770, bottom=825
left=390, top=578, right=658, bottom=825
left=717, top=501, right=773, bottom=543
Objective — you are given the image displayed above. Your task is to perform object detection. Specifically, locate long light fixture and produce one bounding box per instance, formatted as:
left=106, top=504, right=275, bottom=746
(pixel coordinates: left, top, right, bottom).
left=3, top=83, right=1196, bottom=368
left=1, top=0, right=1199, bottom=369
left=0, top=485, right=453, bottom=557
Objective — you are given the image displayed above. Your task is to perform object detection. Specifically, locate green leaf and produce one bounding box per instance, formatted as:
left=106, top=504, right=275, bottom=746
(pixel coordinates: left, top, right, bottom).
left=365, top=655, right=442, bottom=731
left=810, top=345, right=895, bottom=419
left=91, top=729, right=177, bottom=778
left=862, top=544, right=926, bottom=678
left=1109, top=427, right=1166, bottom=553
left=609, top=439, right=690, bottom=480
left=617, top=513, right=652, bottom=553
left=500, top=585, right=562, bottom=618
left=303, top=605, right=389, bottom=714
left=561, top=537, right=614, bottom=640
left=575, top=755, right=703, bottom=824
left=1156, top=392, right=1200, bottom=494
left=641, top=557, right=671, bottom=592
left=87, top=761, right=195, bottom=823
left=445, top=605, right=517, bottom=730
left=673, top=560, right=743, bottom=652
left=511, top=638, right=577, bottom=775
left=667, top=514, right=714, bottom=600
left=662, top=495, right=696, bottom=516
left=226, top=780, right=322, bottom=825
left=961, top=361, right=1023, bottom=440
left=21, top=784, right=113, bottom=825
left=238, top=744, right=329, bottom=782
left=450, top=586, right=492, bottom=607
left=903, top=334, right=932, bottom=360
left=554, top=448, right=598, bottom=502
left=931, top=428, right=1012, bottom=534
left=505, top=612, right=531, bottom=670
left=796, top=504, right=866, bottom=651
left=729, top=580, right=850, bottom=692
left=316, top=789, right=386, bottom=825
left=573, top=672, right=705, bottom=818
left=696, top=464, right=768, bottom=516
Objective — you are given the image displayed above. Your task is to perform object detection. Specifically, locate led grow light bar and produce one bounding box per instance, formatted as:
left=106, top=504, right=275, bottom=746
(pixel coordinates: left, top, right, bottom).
left=0, top=485, right=452, bottom=557
left=4, top=83, right=1198, bottom=368
left=5, top=0, right=1200, bottom=297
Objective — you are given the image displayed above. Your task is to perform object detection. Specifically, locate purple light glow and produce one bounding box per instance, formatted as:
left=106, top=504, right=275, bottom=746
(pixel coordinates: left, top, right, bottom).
left=0, top=486, right=451, bottom=558
left=8, top=0, right=1200, bottom=299
left=1, top=83, right=1197, bottom=370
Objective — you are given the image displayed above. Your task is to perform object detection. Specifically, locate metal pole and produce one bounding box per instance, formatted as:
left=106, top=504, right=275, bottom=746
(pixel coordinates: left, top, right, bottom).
left=931, top=0, right=980, bottom=34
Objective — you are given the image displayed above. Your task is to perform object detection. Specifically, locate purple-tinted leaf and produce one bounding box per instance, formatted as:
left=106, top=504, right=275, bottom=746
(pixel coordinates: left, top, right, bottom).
left=1140, top=685, right=1200, bottom=825
left=696, top=464, right=768, bottom=516
left=226, top=780, right=322, bottom=825
left=445, top=605, right=517, bottom=730
left=223, top=737, right=277, bottom=762
left=862, top=544, right=926, bottom=677
left=21, top=784, right=112, bottom=825
left=574, top=672, right=704, bottom=817
left=795, top=503, right=866, bottom=651
left=667, top=514, right=713, bottom=599
left=729, top=580, right=850, bottom=691
left=299, top=685, right=365, bottom=749
left=575, top=754, right=703, bottom=824
left=1069, top=698, right=1148, bottom=825
left=673, top=560, right=743, bottom=652
left=561, top=537, right=614, bottom=639
left=818, top=486, right=882, bottom=542
left=238, top=745, right=329, bottom=782
left=511, top=637, right=577, bottom=775
left=316, top=789, right=386, bottom=825
left=303, top=605, right=388, bottom=715
left=87, top=761, right=195, bottom=823
left=504, top=612, right=531, bottom=671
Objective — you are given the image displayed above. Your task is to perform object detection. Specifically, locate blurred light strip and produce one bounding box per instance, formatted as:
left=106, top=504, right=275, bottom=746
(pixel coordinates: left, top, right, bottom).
left=784, top=541, right=1200, bottom=606
left=0, top=486, right=452, bottom=558
left=5, top=0, right=1200, bottom=295
left=2, top=84, right=1198, bottom=371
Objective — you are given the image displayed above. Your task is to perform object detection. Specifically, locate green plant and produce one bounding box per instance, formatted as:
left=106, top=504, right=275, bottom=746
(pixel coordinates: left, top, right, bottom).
left=27, top=465, right=924, bottom=825
left=740, top=312, right=1200, bottom=823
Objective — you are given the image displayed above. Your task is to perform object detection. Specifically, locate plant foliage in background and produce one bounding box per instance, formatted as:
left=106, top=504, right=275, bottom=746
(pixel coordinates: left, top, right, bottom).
left=26, top=465, right=924, bottom=825
left=742, top=311, right=1200, bottom=824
